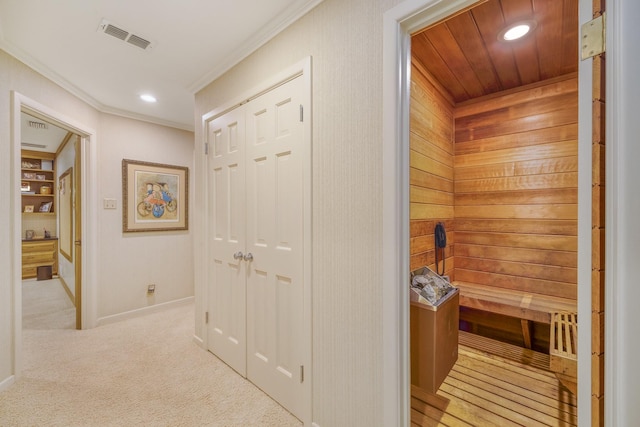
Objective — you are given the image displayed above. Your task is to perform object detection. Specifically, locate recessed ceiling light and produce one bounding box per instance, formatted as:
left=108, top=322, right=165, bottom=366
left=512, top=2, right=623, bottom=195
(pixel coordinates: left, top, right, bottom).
left=140, top=94, right=157, bottom=103
left=498, top=20, right=537, bottom=41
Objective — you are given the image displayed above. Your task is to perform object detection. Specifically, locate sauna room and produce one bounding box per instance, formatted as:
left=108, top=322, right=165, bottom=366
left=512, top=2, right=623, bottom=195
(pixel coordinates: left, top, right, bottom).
left=409, top=0, right=582, bottom=424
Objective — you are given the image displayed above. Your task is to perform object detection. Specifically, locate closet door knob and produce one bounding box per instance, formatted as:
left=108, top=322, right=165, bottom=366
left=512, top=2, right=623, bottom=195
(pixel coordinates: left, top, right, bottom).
left=243, top=252, right=253, bottom=262
left=233, top=251, right=244, bottom=260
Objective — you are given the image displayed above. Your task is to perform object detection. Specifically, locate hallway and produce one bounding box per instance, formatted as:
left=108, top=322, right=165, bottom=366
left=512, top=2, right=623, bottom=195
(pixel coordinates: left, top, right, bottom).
left=1, top=285, right=299, bottom=426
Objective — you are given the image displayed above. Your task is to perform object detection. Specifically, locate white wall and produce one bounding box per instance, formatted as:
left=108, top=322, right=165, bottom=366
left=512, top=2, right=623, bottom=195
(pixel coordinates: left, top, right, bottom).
left=96, top=113, right=194, bottom=320
left=194, top=0, right=400, bottom=425
left=0, top=48, right=100, bottom=387
left=0, top=48, right=195, bottom=388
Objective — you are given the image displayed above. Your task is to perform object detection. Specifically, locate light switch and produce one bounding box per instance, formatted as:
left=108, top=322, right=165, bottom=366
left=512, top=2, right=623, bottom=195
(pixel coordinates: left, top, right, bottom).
left=103, top=198, right=117, bottom=209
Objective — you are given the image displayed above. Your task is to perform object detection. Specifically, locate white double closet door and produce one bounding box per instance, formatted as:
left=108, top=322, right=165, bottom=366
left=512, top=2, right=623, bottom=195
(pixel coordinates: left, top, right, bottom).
left=206, top=74, right=307, bottom=420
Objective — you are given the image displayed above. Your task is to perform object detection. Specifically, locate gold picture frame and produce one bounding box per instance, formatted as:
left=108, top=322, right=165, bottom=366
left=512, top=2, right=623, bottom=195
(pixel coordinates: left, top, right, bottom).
left=122, top=159, right=189, bottom=232
left=59, top=168, right=73, bottom=261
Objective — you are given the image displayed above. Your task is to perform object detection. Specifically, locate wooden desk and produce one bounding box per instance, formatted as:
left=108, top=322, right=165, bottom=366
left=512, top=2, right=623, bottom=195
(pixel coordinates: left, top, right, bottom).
left=22, top=238, right=58, bottom=279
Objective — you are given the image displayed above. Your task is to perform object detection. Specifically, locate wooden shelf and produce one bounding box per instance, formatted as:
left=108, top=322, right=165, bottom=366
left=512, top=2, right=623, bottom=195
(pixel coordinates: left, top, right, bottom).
left=21, top=150, right=55, bottom=214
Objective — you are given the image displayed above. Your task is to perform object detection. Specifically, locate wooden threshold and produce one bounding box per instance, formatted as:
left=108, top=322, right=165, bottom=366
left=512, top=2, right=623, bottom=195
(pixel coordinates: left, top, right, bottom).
left=411, top=339, right=577, bottom=426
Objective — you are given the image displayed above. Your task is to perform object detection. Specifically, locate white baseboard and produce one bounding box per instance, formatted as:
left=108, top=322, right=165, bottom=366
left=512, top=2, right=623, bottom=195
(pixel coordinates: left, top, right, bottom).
left=96, top=296, right=194, bottom=327
left=0, top=375, right=15, bottom=392
left=193, top=334, right=204, bottom=348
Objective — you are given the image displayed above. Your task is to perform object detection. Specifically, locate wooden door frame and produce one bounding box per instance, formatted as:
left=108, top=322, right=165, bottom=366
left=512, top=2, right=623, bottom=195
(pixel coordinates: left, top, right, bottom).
left=11, top=92, right=98, bottom=377
left=74, top=136, right=83, bottom=329
left=382, top=0, right=593, bottom=424
left=200, top=57, right=312, bottom=425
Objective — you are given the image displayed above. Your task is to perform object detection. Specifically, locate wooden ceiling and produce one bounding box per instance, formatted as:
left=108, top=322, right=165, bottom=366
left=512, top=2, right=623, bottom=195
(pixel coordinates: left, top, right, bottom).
left=412, top=0, right=579, bottom=104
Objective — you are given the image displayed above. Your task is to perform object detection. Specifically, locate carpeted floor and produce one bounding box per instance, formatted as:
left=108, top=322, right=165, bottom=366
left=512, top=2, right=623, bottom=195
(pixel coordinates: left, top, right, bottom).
left=1, top=279, right=301, bottom=426
left=21, top=278, right=76, bottom=330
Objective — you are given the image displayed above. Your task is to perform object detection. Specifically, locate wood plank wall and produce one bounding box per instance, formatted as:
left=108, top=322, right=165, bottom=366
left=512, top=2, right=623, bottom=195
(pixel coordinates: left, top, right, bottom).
left=453, top=74, right=579, bottom=302
left=409, top=60, right=455, bottom=276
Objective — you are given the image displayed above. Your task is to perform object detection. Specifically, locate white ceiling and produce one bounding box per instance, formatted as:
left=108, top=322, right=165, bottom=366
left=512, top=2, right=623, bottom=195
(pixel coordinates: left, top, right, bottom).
left=0, top=0, right=322, bottom=133
left=21, top=111, right=70, bottom=153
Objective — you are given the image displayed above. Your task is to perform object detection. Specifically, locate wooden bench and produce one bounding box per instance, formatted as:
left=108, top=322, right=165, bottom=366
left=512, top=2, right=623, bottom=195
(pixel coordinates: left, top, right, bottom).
left=549, top=311, right=578, bottom=394
left=453, top=281, right=576, bottom=349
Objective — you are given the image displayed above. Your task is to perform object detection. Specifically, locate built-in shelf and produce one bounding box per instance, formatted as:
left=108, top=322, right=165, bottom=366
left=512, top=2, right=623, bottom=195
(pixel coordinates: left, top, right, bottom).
left=21, top=150, right=55, bottom=214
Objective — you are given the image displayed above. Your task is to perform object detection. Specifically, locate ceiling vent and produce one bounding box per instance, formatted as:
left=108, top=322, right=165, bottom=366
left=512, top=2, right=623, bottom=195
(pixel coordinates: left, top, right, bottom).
left=28, top=120, right=48, bottom=130
left=21, top=142, right=47, bottom=149
left=97, top=19, right=154, bottom=51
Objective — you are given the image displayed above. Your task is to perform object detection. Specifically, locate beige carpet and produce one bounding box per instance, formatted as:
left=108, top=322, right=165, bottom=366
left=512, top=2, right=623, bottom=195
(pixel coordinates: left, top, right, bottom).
left=21, top=278, right=76, bottom=330
left=1, top=280, right=301, bottom=427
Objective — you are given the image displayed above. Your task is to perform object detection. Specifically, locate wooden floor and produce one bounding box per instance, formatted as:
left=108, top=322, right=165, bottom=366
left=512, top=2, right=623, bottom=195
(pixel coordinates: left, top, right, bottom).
left=411, top=334, right=577, bottom=426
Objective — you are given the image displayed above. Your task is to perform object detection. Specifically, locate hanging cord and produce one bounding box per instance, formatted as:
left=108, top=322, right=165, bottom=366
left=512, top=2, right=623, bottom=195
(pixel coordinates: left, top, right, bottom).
left=434, top=222, right=446, bottom=276
left=435, top=244, right=445, bottom=276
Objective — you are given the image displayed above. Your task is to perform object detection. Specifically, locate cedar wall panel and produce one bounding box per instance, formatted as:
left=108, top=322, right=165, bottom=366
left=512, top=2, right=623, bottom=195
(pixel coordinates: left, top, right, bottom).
left=453, top=74, right=579, bottom=302
left=409, top=60, right=455, bottom=275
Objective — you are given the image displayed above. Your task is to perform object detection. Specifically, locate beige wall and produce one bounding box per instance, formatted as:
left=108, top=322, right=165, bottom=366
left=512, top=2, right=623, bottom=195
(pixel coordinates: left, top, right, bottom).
left=96, top=113, right=194, bottom=319
left=195, top=0, right=399, bottom=425
left=0, top=49, right=194, bottom=385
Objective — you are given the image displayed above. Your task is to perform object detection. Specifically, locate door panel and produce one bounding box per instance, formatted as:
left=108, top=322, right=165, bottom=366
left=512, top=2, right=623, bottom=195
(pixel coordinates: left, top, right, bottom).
left=205, top=74, right=307, bottom=420
left=245, top=76, right=305, bottom=418
left=207, top=107, right=247, bottom=376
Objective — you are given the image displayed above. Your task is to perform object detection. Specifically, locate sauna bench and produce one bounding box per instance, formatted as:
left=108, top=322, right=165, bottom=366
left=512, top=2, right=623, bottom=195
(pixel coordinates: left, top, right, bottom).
left=453, top=281, right=576, bottom=349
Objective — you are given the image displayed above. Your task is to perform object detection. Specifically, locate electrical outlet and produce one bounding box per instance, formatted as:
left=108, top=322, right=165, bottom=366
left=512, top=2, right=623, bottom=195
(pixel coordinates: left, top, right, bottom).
left=147, top=284, right=155, bottom=294
left=103, top=198, right=117, bottom=209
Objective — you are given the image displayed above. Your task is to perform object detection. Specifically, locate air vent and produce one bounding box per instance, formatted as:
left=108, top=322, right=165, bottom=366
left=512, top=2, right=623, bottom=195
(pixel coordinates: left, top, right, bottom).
left=126, top=34, right=151, bottom=50
left=21, top=143, right=47, bottom=149
left=97, top=19, right=154, bottom=51
left=28, top=120, right=48, bottom=130
left=104, top=24, right=128, bottom=41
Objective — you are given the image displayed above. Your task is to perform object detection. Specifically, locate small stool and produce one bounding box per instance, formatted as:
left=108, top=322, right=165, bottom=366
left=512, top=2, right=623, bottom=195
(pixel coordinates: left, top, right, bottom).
left=36, top=265, right=53, bottom=281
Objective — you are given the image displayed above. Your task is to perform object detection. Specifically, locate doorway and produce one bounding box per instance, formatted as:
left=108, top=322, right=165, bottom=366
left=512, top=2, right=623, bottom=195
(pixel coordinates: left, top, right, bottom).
left=20, top=112, right=81, bottom=330
left=382, top=0, right=594, bottom=424
left=11, top=92, right=98, bottom=376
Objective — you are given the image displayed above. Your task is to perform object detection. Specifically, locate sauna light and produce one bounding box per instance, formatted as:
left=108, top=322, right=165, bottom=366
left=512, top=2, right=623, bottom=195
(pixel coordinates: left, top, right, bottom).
left=499, top=20, right=537, bottom=41
left=140, top=94, right=157, bottom=103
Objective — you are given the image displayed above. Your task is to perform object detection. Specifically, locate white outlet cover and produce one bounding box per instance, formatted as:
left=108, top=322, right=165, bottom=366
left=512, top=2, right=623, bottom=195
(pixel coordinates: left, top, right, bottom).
left=103, top=198, right=117, bottom=209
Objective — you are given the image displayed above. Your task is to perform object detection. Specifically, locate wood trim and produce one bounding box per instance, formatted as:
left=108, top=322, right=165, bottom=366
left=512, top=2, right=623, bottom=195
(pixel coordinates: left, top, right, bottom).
left=57, top=275, right=75, bottom=307
left=74, top=136, right=82, bottom=329
left=591, top=0, right=606, bottom=422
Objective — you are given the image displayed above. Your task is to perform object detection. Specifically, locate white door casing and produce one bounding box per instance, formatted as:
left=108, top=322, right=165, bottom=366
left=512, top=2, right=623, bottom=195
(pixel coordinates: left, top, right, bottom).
left=204, top=66, right=310, bottom=422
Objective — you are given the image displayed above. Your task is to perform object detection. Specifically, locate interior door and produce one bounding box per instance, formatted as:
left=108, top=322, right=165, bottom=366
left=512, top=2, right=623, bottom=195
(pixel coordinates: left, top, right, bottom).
left=245, top=76, right=306, bottom=419
left=206, top=107, right=247, bottom=376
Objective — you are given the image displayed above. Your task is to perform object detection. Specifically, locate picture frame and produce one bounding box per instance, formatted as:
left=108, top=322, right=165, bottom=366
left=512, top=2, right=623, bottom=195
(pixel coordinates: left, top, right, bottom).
left=25, top=229, right=35, bottom=240
left=21, top=182, right=31, bottom=192
left=23, top=172, right=36, bottom=180
left=21, top=159, right=41, bottom=169
left=122, top=159, right=189, bottom=232
left=59, top=168, right=73, bottom=261
left=39, top=201, right=53, bottom=213
left=24, top=205, right=34, bottom=213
